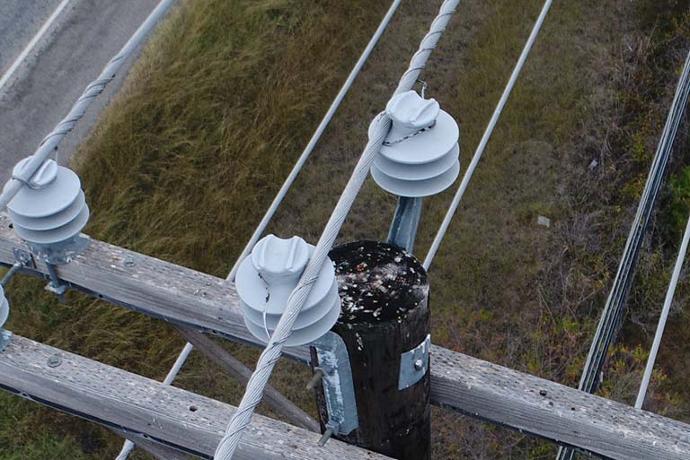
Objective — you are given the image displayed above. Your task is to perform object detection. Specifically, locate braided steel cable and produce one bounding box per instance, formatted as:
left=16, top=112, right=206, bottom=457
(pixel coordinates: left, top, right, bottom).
left=0, top=0, right=178, bottom=211
left=118, top=2, right=402, bottom=457
left=213, top=1, right=461, bottom=457
left=116, top=4, right=401, bottom=460
left=557, top=48, right=690, bottom=460
left=422, top=0, right=554, bottom=270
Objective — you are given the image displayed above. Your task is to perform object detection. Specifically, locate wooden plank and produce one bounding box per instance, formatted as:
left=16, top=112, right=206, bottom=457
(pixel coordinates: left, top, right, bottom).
left=430, top=346, right=690, bottom=459
left=177, top=327, right=319, bottom=432
left=0, top=334, right=388, bottom=460
left=0, top=215, right=311, bottom=361
left=2, top=222, right=690, bottom=457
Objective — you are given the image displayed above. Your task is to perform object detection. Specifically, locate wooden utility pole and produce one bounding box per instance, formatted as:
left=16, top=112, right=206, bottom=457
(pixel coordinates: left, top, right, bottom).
left=315, top=241, right=431, bottom=460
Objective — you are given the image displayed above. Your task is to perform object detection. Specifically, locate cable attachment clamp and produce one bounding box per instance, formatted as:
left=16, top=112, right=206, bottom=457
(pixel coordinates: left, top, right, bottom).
left=4, top=156, right=90, bottom=265
left=236, top=235, right=341, bottom=346
left=370, top=90, right=460, bottom=197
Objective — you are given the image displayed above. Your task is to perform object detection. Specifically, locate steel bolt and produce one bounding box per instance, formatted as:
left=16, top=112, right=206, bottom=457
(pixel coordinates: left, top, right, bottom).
left=318, top=422, right=339, bottom=447
left=414, top=358, right=424, bottom=371
left=47, top=355, right=62, bottom=368
left=123, top=257, right=135, bottom=267
left=306, top=367, right=326, bottom=391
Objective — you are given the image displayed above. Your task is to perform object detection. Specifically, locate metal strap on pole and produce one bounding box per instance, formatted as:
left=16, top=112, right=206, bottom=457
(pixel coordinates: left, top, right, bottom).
left=0, top=0, right=178, bottom=211
left=422, top=0, right=553, bottom=271
left=213, top=1, right=461, bottom=458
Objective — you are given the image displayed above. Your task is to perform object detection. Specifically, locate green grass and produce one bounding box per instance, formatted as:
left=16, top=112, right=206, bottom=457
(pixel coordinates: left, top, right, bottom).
left=2, top=0, right=688, bottom=458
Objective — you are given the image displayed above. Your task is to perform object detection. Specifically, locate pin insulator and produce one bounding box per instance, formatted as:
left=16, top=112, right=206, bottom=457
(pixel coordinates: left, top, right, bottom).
left=4, top=158, right=90, bottom=263
left=370, top=90, right=460, bottom=197
left=0, top=286, right=8, bottom=329
left=236, top=235, right=341, bottom=346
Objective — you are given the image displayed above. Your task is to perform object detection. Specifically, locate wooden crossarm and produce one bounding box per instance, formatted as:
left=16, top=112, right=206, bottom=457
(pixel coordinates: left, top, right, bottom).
left=2, top=218, right=690, bottom=458
left=0, top=334, right=388, bottom=460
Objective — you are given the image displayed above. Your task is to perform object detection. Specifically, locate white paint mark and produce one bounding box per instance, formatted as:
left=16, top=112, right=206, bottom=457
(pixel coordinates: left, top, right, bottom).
left=0, top=0, right=72, bottom=94
left=537, top=215, right=551, bottom=228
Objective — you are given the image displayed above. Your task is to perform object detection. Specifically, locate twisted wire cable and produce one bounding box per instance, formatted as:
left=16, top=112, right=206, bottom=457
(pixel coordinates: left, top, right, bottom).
left=117, top=3, right=402, bottom=458
left=0, top=0, right=178, bottom=211
left=213, top=1, right=461, bottom=457
left=422, top=0, right=554, bottom=270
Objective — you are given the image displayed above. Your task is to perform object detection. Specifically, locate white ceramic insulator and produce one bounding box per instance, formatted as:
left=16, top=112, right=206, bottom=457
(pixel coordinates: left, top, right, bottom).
left=370, top=90, right=460, bottom=197
left=4, top=158, right=89, bottom=245
left=235, top=235, right=341, bottom=346
left=0, top=286, right=8, bottom=329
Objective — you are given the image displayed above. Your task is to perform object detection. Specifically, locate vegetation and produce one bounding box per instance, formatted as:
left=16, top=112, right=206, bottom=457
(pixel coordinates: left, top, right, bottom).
left=1, top=0, right=689, bottom=458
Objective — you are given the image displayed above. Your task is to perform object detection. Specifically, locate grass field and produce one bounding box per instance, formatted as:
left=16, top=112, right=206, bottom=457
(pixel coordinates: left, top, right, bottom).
left=1, top=0, right=689, bottom=458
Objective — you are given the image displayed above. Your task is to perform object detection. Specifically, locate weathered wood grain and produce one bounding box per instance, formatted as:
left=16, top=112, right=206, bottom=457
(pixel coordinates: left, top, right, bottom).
left=430, top=346, right=690, bottom=459
left=0, top=334, right=388, bottom=460
left=2, top=220, right=690, bottom=458
left=0, top=215, right=310, bottom=361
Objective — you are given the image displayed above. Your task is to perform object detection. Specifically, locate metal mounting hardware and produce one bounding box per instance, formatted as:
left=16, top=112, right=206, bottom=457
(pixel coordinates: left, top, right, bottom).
left=26, top=233, right=90, bottom=265
left=6, top=157, right=91, bottom=265
left=0, top=330, right=11, bottom=353
left=12, top=247, right=34, bottom=269
left=0, top=262, right=22, bottom=288
left=387, top=196, right=423, bottom=252
left=0, top=286, right=9, bottom=336
left=399, top=334, right=431, bottom=390
left=44, top=262, right=67, bottom=296
left=311, top=331, right=359, bottom=440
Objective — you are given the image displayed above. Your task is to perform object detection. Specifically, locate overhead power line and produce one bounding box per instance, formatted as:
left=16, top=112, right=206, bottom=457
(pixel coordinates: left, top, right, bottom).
left=635, top=211, right=690, bottom=409
left=212, top=1, right=461, bottom=457
left=0, top=0, right=178, bottom=212
left=117, top=1, right=402, bottom=458
left=558, top=48, right=690, bottom=460
left=422, top=0, right=554, bottom=270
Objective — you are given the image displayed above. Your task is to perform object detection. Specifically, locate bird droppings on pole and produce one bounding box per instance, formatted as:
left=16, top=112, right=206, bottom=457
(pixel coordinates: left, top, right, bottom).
left=315, top=240, right=431, bottom=460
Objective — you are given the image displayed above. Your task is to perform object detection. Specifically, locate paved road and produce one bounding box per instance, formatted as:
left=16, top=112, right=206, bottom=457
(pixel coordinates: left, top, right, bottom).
left=0, top=0, right=62, bottom=74
left=0, top=0, right=161, bottom=184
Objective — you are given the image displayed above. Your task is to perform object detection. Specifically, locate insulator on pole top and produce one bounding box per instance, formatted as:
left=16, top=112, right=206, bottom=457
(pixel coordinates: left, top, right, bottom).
left=0, top=286, right=8, bottom=330
left=4, top=157, right=90, bottom=264
left=370, top=90, right=460, bottom=197
left=236, top=235, right=341, bottom=346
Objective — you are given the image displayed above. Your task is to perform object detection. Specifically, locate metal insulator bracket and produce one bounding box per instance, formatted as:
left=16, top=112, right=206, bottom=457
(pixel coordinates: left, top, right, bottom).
left=5, top=157, right=90, bottom=265
left=312, top=331, right=359, bottom=440
left=399, top=334, right=431, bottom=390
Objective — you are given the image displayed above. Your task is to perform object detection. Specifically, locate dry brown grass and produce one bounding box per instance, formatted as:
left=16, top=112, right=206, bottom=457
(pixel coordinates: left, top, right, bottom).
left=2, top=0, right=689, bottom=458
